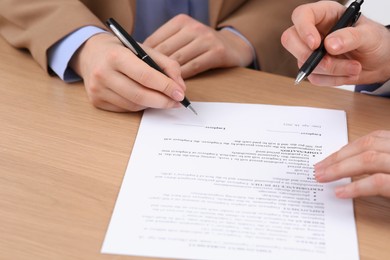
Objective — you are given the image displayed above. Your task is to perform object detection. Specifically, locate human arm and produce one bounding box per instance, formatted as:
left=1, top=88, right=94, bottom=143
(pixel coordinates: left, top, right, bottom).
left=315, top=130, right=390, bottom=198
left=0, top=0, right=187, bottom=112
left=281, top=1, right=390, bottom=86
left=0, top=0, right=106, bottom=72
left=144, top=0, right=326, bottom=79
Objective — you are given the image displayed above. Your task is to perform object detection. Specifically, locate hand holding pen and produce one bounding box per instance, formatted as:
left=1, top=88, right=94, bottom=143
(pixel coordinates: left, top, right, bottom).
left=106, top=18, right=197, bottom=115
left=280, top=0, right=390, bottom=86
left=68, top=20, right=192, bottom=112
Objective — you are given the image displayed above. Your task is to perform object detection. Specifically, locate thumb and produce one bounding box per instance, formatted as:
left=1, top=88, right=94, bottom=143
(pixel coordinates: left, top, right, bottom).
left=324, top=27, right=362, bottom=55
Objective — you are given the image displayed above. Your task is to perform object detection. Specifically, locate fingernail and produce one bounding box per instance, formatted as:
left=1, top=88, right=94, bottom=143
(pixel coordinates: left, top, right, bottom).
left=327, top=37, right=343, bottom=52
left=172, top=90, right=184, bottom=101
left=307, top=34, right=315, bottom=49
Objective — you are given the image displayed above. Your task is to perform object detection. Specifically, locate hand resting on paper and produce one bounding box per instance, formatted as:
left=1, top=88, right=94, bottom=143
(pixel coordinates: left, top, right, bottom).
left=315, top=130, right=390, bottom=199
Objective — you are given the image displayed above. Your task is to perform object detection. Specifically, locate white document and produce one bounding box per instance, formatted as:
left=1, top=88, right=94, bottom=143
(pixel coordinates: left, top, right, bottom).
left=102, top=102, right=359, bottom=260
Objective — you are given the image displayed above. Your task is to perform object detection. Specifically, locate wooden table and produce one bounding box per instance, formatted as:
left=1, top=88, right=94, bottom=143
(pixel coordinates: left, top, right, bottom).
left=0, top=36, right=389, bottom=260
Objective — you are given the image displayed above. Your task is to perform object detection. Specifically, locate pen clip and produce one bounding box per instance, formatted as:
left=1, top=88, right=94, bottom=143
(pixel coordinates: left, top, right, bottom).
left=108, top=24, right=139, bottom=56
left=351, top=12, right=361, bottom=26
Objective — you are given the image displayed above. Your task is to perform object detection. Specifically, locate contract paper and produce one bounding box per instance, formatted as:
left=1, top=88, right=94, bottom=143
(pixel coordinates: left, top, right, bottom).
left=102, top=102, right=359, bottom=260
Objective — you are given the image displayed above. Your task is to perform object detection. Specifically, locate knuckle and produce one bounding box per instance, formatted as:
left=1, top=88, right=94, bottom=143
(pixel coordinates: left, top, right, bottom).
left=158, top=43, right=169, bottom=53
left=291, top=7, right=300, bottom=20
left=171, top=52, right=182, bottom=63
left=132, top=89, right=144, bottom=104
left=191, top=22, right=206, bottom=33
left=361, top=150, right=379, bottom=164
left=189, top=60, right=201, bottom=74
left=168, top=59, right=180, bottom=70
left=90, top=67, right=105, bottom=82
left=87, top=79, right=102, bottom=96
left=213, top=43, right=225, bottom=55
left=136, top=69, right=151, bottom=85
left=291, top=5, right=304, bottom=21
left=280, top=29, right=290, bottom=48
left=106, top=49, right=120, bottom=64
left=203, top=31, right=215, bottom=41
left=358, top=135, right=377, bottom=150
left=175, top=14, right=190, bottom=23
left=371, top=174, right=387, bottom=195
left=161, top=79, right=174, bottom=94
left=86, top=83, right=104, bottom=108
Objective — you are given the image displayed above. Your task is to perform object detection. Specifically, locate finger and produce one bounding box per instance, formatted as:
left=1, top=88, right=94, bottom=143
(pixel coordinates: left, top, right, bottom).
left=170, top=38, right=209, bottom=66
left=149, top=48, right=187, bottom=90
left=113, top=48, right=186, bottom=102
left=311, top=54, right=361, bottom=76
left=180, top=50, right=219, bottom=79
left=143, top=14, right=188, bottom=48
left=281, top=26, right=314, bottom=63
left=153, top=30, right=194, bottom=57
left=316, top=150, right=390, bottom=183
left=100, top=67, right=180, bottom=109
left=334, top=174, right=390, bottom=198
left=97, top=87, right=147, bottom=112
left=325, top=27, right=363, bottom=56
left=291, top=2, right=345, bottom=49
left=306, top=73, right=360, bottom=86
left=317, top=131, right=390, bottom=168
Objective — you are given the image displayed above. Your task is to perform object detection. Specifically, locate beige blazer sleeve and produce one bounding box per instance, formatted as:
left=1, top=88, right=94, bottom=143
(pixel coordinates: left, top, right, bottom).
left=0, top=0, right=346, bottom=78
left=0, top=0, right=136, bottom=72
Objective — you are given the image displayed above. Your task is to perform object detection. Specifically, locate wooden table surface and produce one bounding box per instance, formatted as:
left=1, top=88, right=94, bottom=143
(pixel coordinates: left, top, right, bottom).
left=0, top=36, right=389, bottom=260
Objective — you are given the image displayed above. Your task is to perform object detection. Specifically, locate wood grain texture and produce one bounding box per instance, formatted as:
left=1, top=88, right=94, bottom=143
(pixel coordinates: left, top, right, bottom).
left=0, top=36, right=389, bottom=260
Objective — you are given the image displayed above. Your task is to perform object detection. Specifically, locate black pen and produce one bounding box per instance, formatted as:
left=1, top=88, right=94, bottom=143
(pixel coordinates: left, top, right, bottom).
left=295, top=0, right=364, bottom=85
left=106, top=18, right=198, bottom=115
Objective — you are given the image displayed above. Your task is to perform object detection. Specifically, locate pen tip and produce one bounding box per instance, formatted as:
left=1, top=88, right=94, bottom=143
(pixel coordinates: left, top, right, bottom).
left=188, top=105, right=198, bottom=116
left=295, top=71, right=306, bottom=85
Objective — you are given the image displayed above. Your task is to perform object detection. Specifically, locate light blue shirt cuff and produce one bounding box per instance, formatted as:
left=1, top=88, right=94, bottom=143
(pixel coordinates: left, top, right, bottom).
left=359, top=79, right=390, bottom=98
left=48, top=26, right=107, bottom=82
left=219, top=26, right=259, bottom=70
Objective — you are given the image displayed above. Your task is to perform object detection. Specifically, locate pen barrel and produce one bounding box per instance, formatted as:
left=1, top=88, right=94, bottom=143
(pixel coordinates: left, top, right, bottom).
left=142, top=55, right=165, bottom=74
left=329, top=2, right=361, bottom=33
left=180, top=97, right=191, bottom=108
left=300, top=42, right=327, bottom=76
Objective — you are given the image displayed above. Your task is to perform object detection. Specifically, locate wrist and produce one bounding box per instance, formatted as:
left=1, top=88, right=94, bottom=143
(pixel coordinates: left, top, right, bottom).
left=69, top=32, right=111, bottom=78
left=218, top=28, right=253, bottom=67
